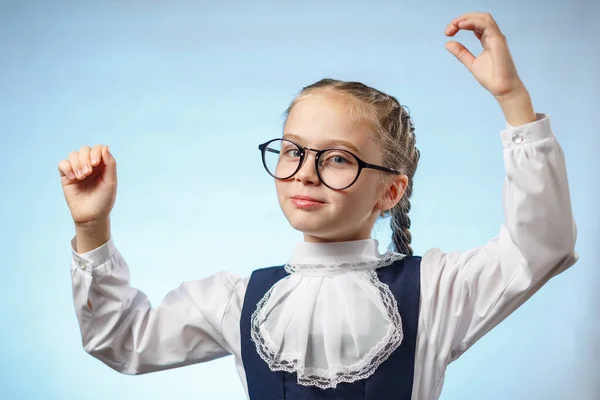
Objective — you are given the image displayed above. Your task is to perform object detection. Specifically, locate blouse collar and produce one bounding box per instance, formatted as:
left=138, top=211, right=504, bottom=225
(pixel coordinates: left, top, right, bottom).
left=289, top=238, right=384, bottom=264
left=286, top=239, right=398, bottom=275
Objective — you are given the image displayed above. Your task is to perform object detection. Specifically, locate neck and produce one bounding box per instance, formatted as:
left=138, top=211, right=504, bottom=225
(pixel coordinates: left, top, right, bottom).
left=303, top=230, right=372, bottom=243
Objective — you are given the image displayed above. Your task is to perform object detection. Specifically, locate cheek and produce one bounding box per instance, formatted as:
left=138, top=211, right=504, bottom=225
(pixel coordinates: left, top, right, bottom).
left=274, top=180, right=284, bottom=195
left=274, top=180, right=288, bottom=207
left=336, top=193, right=372, bottom=215
left=342, top=179, right=381, bottom=209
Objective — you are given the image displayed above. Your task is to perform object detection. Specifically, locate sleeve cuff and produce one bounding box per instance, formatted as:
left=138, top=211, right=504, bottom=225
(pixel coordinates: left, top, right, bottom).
left=500, top=113, right=553, bottom=148
left=71, top=235, right=116, bottom=271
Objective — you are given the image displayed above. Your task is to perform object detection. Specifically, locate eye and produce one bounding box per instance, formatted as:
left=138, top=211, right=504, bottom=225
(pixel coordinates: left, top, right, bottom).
left=284, top=149, right=302, bottom=158
left=322, top=151, right=353, bottom=166
left=331, top=155, right=348, bottom=164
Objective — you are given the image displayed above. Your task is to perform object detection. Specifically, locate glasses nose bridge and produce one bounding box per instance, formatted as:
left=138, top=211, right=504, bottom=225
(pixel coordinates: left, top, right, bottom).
left=297, top=146, right=322, bottom=174
left=302, top=146, right=323, bottom=164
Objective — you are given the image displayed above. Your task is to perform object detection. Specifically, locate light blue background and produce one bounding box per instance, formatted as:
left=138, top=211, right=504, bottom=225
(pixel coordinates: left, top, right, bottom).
left=1, top=1, right=598, bottom=399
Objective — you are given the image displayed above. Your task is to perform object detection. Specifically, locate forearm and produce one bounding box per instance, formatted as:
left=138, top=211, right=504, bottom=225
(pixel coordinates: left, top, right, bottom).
left=500, top=114, right=577, bottom=272
left=75, top=218, right=111, bottom=253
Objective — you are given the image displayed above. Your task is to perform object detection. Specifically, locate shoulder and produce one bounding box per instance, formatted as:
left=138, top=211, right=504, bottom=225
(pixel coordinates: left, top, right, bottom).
left=242, top=265, right=288, bottom=305
left=376, top=254, right=423, bottom=281
left=248, top=264, right=289, bottom=282
left=421, top=245, right=483, bottom=269
left=383, top=254, right=423, bottom=269
left=252, top=264, right=287, bottom=273
left=403, top=254, right=423, bottom=263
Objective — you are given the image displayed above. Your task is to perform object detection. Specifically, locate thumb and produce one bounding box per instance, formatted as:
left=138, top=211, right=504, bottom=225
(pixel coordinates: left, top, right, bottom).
left=101, top=145, right=118, bottom=185
left=446, top=41, right=475, bottom=72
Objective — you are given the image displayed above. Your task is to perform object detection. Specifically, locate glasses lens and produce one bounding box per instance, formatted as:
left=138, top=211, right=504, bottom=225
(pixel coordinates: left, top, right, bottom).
left=263, top=139, right=301, bottom=179
left=318, top=149, right=359, bottom=189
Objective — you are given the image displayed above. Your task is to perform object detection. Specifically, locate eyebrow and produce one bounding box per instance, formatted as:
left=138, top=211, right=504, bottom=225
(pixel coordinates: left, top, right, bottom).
left=282, top=133, right=362, bottom=155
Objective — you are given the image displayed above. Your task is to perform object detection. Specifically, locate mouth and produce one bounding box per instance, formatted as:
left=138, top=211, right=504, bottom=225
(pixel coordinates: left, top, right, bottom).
left=290, top=195, right=326, bottom=209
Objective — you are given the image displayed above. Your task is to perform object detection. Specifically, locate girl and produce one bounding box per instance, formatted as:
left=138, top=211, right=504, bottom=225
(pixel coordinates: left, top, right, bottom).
left=59, top=13, right=577, bottom=400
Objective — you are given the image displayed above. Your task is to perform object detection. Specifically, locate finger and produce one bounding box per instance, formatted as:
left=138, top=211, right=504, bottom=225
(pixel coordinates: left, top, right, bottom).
left=58, top=159, right=76, bottom=181
left=101, top=145, right=115, bottom=165
left=78, top=145, right=93, bottom=179
left=445, top=41, right=475, bottom=72
left=100, top=145, right=118, bottom=186
left=445, top=20, right=484, bottom=40
left=452, top=12, right=498, bottom=27
left=90, top=144, right=103, bottom=167
left=444, top=23, right=460, bottom=36
left=455, top=16, right=503, bottom=39
left=445, top=22, right=483, bottom=39
left=446, top=13, right=494, bottom=36
left=68, top=151, right=83, bottom=180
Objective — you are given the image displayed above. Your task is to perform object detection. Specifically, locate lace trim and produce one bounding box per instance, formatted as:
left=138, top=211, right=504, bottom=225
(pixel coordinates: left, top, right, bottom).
left=250, top=263, right=404, bottom=389
left=284, top=252, right=406, bottom=276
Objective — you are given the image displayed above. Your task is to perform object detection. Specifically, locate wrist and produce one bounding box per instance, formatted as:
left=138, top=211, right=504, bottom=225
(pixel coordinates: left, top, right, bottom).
left=495, top=86, right=536, bottom=126
left=75, top=218, right=111, bottom=254
left=75, top=217, right=110, bottom=230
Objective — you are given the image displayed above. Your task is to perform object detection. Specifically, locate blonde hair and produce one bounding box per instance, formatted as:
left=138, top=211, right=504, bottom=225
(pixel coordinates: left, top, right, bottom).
left=285, top=78, right=420, bottom=255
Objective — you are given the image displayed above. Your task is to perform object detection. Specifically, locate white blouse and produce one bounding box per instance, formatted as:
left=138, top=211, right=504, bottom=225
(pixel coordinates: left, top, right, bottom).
left=70, top=113, right=578, bottom=400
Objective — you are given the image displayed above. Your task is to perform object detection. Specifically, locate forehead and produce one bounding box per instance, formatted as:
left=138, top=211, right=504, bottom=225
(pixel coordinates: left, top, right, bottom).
left=283, top=92, right=379, bottom=156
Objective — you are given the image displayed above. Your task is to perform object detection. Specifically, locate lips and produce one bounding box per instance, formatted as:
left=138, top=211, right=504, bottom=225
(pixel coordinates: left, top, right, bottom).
left=290, top=195, right=326, bottom=209
left=291, top=195, right=325, bottom=203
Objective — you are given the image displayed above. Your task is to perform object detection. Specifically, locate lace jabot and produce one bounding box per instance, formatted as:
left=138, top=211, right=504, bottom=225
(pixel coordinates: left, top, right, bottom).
left=250, top=239, right=406, bottom=389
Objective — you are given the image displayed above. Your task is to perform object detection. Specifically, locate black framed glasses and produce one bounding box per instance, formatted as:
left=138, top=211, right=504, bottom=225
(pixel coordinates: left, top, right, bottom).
left=258, top=138, right=401, bottom=190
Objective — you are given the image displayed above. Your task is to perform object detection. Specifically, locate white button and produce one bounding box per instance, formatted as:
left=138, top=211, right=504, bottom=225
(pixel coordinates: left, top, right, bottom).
left=512, top=132, right=524, bottom=144
left=77, top=260, right=87, bottom=270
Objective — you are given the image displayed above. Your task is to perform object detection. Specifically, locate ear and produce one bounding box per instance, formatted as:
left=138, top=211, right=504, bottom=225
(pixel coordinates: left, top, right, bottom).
left=377, top=174, right=408, bottom=212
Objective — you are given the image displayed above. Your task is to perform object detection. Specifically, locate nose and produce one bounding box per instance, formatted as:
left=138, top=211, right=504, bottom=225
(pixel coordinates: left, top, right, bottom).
left=294, top=150, right=320, bottom=186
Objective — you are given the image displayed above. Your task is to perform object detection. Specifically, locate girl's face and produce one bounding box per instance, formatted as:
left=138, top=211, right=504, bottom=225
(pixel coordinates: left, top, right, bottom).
left=276, top=92, right=400, bottom=243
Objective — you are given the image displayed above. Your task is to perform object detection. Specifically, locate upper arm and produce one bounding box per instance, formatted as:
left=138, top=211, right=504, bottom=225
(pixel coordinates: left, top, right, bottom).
left=421, top=233, right=577, bottom=365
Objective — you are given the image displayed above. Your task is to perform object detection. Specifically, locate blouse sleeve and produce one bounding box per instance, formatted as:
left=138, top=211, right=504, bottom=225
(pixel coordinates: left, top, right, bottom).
left=70, top=236, right=246, bottom=374
left=419, top=113, right=578, bottom=365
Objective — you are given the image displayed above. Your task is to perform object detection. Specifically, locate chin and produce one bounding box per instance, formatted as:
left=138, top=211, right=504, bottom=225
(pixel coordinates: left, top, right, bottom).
left=284, top=208, right=331, bottom=236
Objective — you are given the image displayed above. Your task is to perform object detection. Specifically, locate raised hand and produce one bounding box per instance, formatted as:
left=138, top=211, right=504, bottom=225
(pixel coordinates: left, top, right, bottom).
left=444, top=12, right=525, bottom=98
left=444, top=12, right=536, bottom=126
left=58, top=144, right=118, bottom=226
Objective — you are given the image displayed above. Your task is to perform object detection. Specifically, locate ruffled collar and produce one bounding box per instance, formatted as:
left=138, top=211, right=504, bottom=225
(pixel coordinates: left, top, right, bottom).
left=251, top=239, right=406, bottom=389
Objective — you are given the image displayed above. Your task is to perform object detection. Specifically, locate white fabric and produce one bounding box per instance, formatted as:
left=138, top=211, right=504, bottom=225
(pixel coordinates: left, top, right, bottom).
left=69, top=113, right=578, bottom=400
left=251, top=243, right=405, bottom=389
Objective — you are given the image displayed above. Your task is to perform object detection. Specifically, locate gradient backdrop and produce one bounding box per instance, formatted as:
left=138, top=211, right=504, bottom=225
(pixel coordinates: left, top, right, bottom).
left=1, top=1, right=598, bottom=399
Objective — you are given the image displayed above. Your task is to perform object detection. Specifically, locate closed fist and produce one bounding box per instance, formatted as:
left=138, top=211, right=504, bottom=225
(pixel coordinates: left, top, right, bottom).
left=58, top=144, right=118, bottom=225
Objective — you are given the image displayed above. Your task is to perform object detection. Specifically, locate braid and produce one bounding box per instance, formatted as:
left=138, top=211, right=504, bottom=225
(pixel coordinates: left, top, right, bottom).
left=391, top=197, right=413, bottom=255
left=386, top=103, right=420, bottom=255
